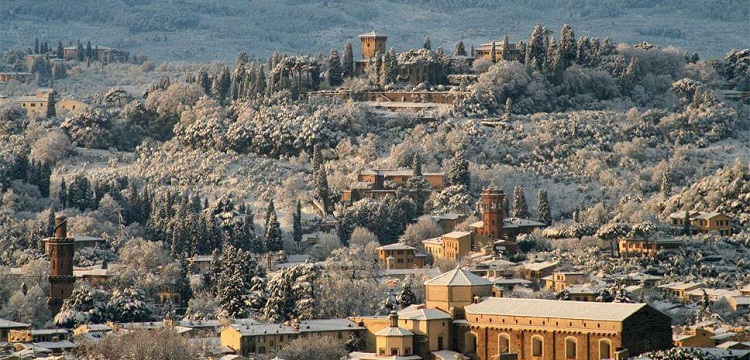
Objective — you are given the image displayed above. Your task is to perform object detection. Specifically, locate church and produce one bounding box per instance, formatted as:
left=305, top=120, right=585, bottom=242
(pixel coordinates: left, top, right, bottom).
left=351, top=267, right=672, bottom=360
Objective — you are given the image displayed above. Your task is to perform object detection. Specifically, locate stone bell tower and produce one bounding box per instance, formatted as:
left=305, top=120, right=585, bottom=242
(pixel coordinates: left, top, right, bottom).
left=478, top=186, right=505, bottom=239
left=45, top=216, right=75, bottom=315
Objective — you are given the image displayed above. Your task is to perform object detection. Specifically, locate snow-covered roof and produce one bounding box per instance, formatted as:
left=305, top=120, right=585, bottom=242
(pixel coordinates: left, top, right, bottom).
left=298, top=319, right=363, bottom=332
left=189, top=255, right=213, bottom=262
left=424, top=267, right=492, bottom=287
left=465, top=298, right=649, bottom=321
left=469, top=221, right=483, bottom=228
left=506, top=218, right=546, bottom=227
left=488, top=277, right=531, bottom=286
left=421, top=237, right=442, bottom=245
left=431, top=213, right=463, bottom=220
left=230, top=323, right=297, bottom=336
left=33, top=340, right=77, bottom=350
left=72, top=235, right=105, bottom=243
left=17, top=95, right=48, bottom=102
left=522, top=261, right=559, bottom=272
left=731, top=296, right=750, bottom=306
left=432, top=350, right=466, bottom=360
left=685, top=288, right=740, bottom=298
left=377, top=243, right=416, bottom=251
left=658, top=281, right=702, bottom=290
left=76, top=323, right=112, bottom=332
left=667, top=210, right=699, bottom=219
left=30, top=329, right=68, bottom=336
left=383, top=268, right=442, bottom=278
left=359, top=31, right=387, bottom=38
left=374, top=326, right=413, bottom=337
left=694, top=212, right=730, bottom=219
left=442, top=231, right=471, bottom=239
left=0, top=318, right=30, bottom=329
left=398, top=305, right=451, bottom=321
left=699, top=347, right=750, bottom=358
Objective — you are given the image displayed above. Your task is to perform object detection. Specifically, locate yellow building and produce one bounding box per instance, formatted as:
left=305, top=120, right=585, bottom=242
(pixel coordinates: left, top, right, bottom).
left=618, top=238, right=683, bottom=257
left=56, top=98, right=88, bottom=115
left=543, top=271, right=586, bottom=292
left=376, top=243, right=426, bottom=270
left=220, top=319, right=364, bottom=357
left=18, top=89, right=54, bottom=117
left=658, top=282, right=703, bottom=301
left=422, top=231, right=473, bottom=262
left=673, top=327, right=716, bottom=348
left=462, top=298, right=672, bottom=360
left=521, top=261, right=559, bottom=283
left=0, top=319, right=30, bottom=342
left=424, top=267, right=493, bottom=318
left=473, top=36, right=524, bottom=63
left=667, top=211, right=733, bottom=236
left=375, top=311, right=416, bottom=357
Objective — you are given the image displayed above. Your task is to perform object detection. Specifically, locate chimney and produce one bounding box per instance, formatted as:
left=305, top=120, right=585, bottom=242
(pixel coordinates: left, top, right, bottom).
left=54, top=216, right=67, bottom=238
left=389, top=311, right=398, bottom=327
left=473, top=295, right=481, bottom=304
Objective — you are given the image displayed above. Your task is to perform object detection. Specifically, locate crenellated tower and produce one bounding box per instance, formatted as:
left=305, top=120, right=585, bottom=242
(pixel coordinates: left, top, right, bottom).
left=45, top=216, right=75, bottom=315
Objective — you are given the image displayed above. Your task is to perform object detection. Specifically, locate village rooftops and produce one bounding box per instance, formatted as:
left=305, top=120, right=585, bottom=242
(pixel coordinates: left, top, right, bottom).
left=466, top=297, right=651, bottom=321
left=29, top=329, right=68, bottom=336
left=424, top=267, right=493, bottom=287
left=376, top=243, right=417, bottom=251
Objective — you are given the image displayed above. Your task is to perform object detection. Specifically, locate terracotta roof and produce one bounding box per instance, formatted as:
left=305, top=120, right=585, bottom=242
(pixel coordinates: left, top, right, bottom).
left=466, top=297, right=650, bottom=321
left=424, top=267, right=492, bottom=287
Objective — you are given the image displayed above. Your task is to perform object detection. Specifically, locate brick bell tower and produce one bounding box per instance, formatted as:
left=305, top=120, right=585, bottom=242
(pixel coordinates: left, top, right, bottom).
left=45, top=216, right=75, bottom=315
left=478, top=186, right=505, bottom=238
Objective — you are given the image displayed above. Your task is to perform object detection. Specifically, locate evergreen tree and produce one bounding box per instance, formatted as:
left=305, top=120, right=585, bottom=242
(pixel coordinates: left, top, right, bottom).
left=683, top=211, right=692, bottom=236
left=68, top=174, right=93, bottom=211
left=576, top=36, right=592, bottom=66
left=342, top=42, right=354, bottom=79
left=293, top=200, right=303, bottom=246
left=423, top=37, right=432, bottom=50
left=559, top=24, right=576, bottom=68
left=108, top=288, right=152, bottom=323
left=621, top=58, right=640, bottom=94
left=378, top=289, right=398, bottom=315
left=512, top=186, right=529, bottom=218
left=661, top=170, right=672, bottom=198
left=447, top=151, right=470, bottom=189
left=491, top=41, right=497, bottom=63
left=403, top=154, right=430, bottom=215
left=385, top=47, right=398, bottom=85
left=76, top=41, right=84, bottom=61
left=537, top=189, right=551, bottom=226
left=264, top=199, right=276, bottom=230
left=397, top=280, right=417, bottom=309
left=216, top=246, right=251, bottom=318
left=59, top=179, right=67, bottom=209
left=197, top=68, right=211, bottom=95
left=546, top=36, right=562, bottom=82
left=85, top=41, right=93, bottom=60
left=503, top=97, right=513, bottom=121
left=46, top=206, right=56, bottom=237
left=34, top=37, right=39, bottom=54
left=56, top=41, right=64, bottom=59
left=264, top=209, right=283, bottom=252
left=454, top=41, right=466, bottom=56
left=312, top=146, right=330, bottom=214
left=328, top=49, right=343, bottom=87
left=526, top=24, right=546, bottom=70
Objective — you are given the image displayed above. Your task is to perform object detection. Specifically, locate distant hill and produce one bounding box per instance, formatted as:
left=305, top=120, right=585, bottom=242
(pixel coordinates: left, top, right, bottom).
left=0, top=0, right=747, bottom=62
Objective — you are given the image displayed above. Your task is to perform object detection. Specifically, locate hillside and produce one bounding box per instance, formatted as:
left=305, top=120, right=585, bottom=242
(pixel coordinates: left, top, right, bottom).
left=1, top=0, right=747, bottom=62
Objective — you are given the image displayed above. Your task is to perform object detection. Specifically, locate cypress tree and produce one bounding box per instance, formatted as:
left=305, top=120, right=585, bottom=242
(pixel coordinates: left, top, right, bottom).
left=526, top=24, right=546, bottom=70
left=328, top=49, right=343, bottom=87
left=59, top=179, right=67, bottom=209
left=537, top=189, right=551, bottom=226
left=423, top=37, right=432, bottom=50
left=559, top=24, right=576, bottom=69
left=292, top=200, right=303, bottom=246
left=76, top=41, right=84, bottom=61
left=85, top=41, right=93, bottom=60
left=264, top=199, right=276, bottom=230
left=312, top=146, right=330, bottom=214
left=447, top=151, right=470, bottom=189
left=56, top=41, right=64, bottom=59
left=34, top=37, right=39, bottom=54
left=504, top=97, right=513, bottom=121
left=264, top=211, right=283, bottom=252
left=342, top=42, right=354, bottom=79
left=661, top=170, right=672, bottom=198
left=46, top=207, right=56, bottom=237
left=512, top=186, right=529, bottom=219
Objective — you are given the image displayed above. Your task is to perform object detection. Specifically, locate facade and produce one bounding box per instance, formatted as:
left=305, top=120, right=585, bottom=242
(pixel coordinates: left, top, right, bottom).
left=522, top=261, right=559, bottom=283
left=0, top=72, right=32, bottom=83
left=343, top=169, right=445, bottom=204
left=462, top=298, right=672, bottom=360
left=618, top=237, right=683, bottom=257
left=374, top=312, right=416, bottom=357
left=221, top=319, right=363, bottom=357
left=18, top=89, right=54, bottom=117
left=0, top=319, right=30, bottom=342
left=658, top=281, right=703, bottom=301
left=63, top=45, right=130, bottom=63
left=668, top=211, right=733, bottom=236
left=474, top=36, right=524, bottom=63
left=44, top=216, right=75, bottom=315
left=56, top=99, right=88, bottom=115
left=376, top=243, right=426, bottom=269
left=543, top=271, right=587, bottom=292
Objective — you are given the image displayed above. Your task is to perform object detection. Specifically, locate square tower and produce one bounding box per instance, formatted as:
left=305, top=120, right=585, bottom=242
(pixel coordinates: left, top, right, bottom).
left=359, top=31, right=387, bottom=60
left=45, top=216, right=76, bottom=315
left=479, top=186, right=505, bottom=238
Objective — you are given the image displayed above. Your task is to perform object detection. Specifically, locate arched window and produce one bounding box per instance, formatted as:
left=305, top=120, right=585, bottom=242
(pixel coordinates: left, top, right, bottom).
left=565, top=337, right=577, bottom=359
left=599, top=339, right=612, bottom=360
left=498, top=333, right=510, bottom=354
left=532, top=335, right=543, bottom=357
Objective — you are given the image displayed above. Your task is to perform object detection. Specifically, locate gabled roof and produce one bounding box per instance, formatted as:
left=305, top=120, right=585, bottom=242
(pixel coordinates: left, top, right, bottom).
left=0, top=318, right=30, bottom=329
left=466, top=297, right=651, bottom=321
left=424, top=267, right=492, bottom=287
left=298, top=319, right=363, bottom=332
left=522, top=261, right=559, bottom=271
left=694, top=212, right=730, bottom=220
left=359, top=31, right=387, bottom=38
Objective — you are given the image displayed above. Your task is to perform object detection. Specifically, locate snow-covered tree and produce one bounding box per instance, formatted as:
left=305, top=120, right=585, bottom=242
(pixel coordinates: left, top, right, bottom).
left=454, top=41, right=467, bottom=56
left=432, top=185, right=471, bottom=215
left=0, top=284, right=51, bottom=328
left=342, top=42, right=354, bottom=79
left=108, top=288, right=152, bottom=323
left=54, top=285, right=110, bottom=327
left=277, top=334, right=348, bottom=360
left=596, top=223, right=632, bottom=257
left=537, top=189, right=551, bottom=226
left=447, top=151, right=470, bottom=189
left=397, top=279, right=417, bottom=309
left=264, top=211, right=283, bottom=252
left=512, top=186, right=529, bottom=218
left=423, top=37, right=432, bottom=50
left=328, top=49, right=343, bottom=87
left=293, top=200, right=303, bottom=246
